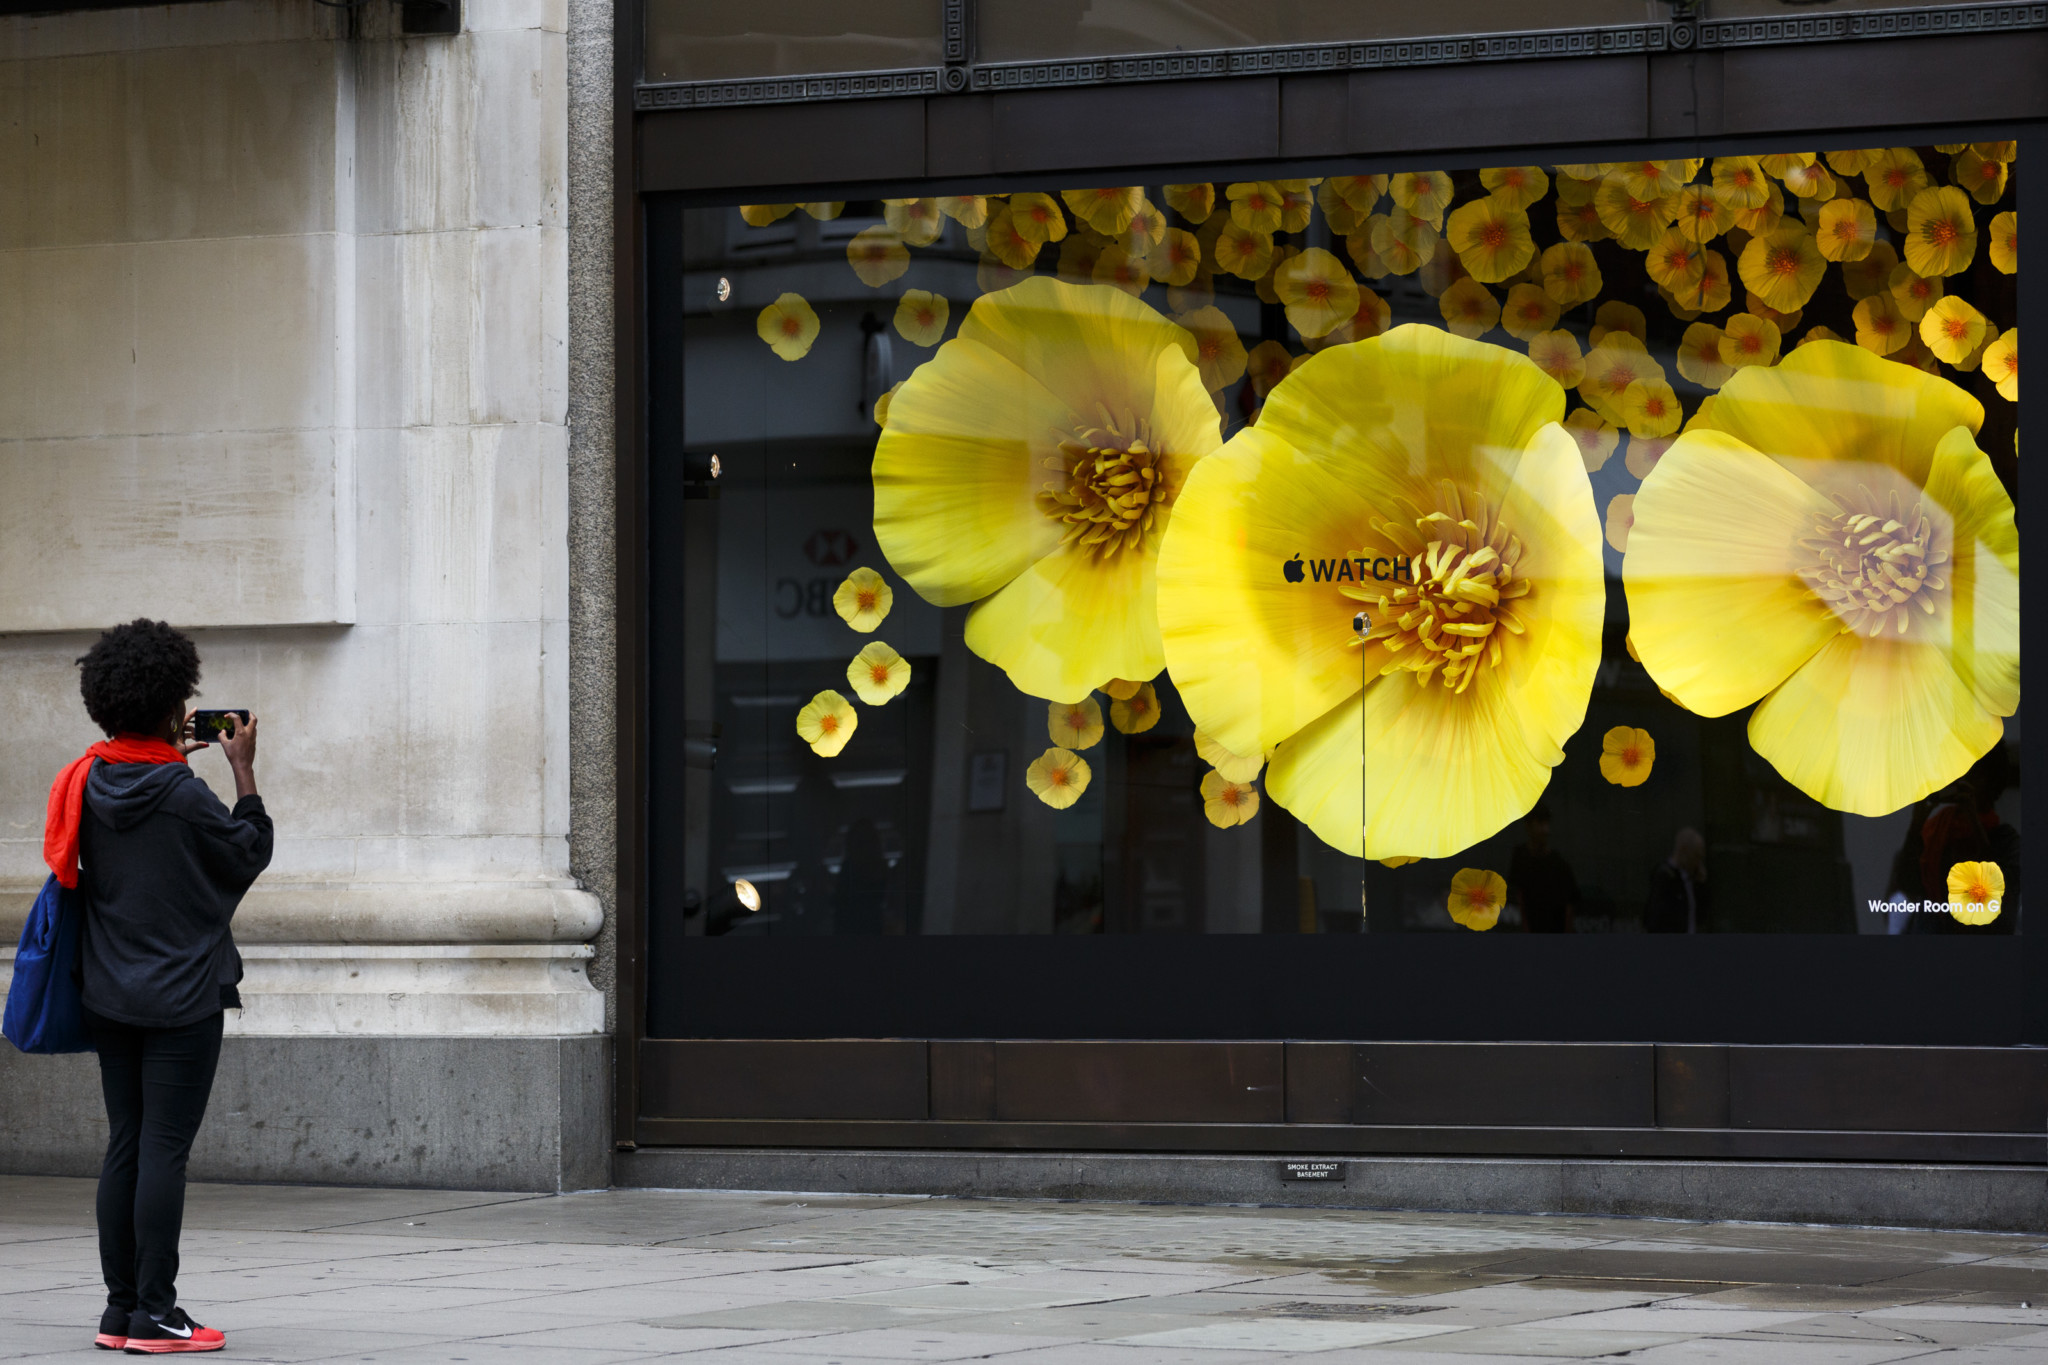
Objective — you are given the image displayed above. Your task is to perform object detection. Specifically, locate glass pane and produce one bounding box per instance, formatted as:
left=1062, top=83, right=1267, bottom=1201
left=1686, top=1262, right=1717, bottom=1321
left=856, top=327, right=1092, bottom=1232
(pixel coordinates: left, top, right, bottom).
left=977, top=0, right=1652, bottom=64
left=645, top=0, right=941, bottom=86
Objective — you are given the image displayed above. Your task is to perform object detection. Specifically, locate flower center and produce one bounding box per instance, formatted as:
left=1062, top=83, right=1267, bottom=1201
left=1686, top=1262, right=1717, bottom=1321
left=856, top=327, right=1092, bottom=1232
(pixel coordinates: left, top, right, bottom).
left=857, top=589, right=877, bottom=610
left=1930, top=221, right=1960, bottom=246
left=1037, top=412, right=1170, bottom=558
left=1345, top=480, right=1531, bottom=694
left=1797, top=487, right=1951, bottom=638
left=1480, top=222, right=1508, bottom=248
left=819, top=714, right=839, bottom=734
left=1767, top=246, right=1800, bottom=277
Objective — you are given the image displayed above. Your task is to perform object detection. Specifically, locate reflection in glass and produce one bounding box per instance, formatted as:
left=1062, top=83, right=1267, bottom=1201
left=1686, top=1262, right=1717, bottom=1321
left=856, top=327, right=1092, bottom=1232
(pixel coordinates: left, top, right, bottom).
left=645, top=0, right=941, bottom=85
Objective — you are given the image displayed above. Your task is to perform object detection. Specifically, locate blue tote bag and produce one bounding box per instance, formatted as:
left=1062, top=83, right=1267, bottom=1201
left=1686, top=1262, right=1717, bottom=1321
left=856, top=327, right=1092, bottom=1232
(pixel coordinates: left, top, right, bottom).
left=3, top=874, right=92, bottom=1054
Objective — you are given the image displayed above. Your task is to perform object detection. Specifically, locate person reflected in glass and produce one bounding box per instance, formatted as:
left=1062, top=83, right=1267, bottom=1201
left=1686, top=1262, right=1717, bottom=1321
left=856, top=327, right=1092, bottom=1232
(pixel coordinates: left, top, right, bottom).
left=1907, top=744, right=2019, bottom=935
left=1646, top=828, right=1709, bottom=933
left=832, top=816, right=892, bottom=935
left=1508, top=804, right=1579, bottom=933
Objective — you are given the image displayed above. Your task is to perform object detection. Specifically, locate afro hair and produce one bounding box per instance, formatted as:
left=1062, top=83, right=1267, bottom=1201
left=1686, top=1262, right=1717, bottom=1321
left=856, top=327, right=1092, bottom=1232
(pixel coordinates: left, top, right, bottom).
left=76, top=619, right=201, bottom=738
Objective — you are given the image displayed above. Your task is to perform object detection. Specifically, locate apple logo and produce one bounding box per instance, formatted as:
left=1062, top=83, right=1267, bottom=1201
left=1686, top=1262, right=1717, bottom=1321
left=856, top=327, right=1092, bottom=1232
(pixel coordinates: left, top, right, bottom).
left=1283, top=554, right=1305, bottom=583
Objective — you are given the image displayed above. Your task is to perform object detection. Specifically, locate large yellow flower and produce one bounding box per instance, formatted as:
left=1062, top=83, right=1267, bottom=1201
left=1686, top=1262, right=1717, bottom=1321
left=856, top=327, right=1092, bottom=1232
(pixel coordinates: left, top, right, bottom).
left=1156, top=326, right=1603, bottom=858
left=873, top=278, right=1221, bottom=703
left=1624, top=342, right=2017, bottom=816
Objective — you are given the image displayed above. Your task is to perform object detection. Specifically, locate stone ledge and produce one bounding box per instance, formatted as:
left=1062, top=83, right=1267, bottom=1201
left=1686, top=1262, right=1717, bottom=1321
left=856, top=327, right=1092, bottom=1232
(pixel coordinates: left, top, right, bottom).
left=0, top=881, right=603, bottom=944
left=615, top=1147, right=2048, bottom=1234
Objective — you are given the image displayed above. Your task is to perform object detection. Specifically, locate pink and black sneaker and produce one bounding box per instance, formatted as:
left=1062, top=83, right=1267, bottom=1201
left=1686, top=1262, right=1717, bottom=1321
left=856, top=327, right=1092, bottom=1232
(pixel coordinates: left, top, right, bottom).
left=121, top=1307, right=224, bottom=1354
left=94, top=1304, right=129, bottom=1350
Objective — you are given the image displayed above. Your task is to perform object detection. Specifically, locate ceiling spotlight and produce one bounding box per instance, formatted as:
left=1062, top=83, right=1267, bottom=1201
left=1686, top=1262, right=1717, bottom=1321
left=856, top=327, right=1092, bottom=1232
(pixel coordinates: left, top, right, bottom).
left=733, top=878, right=761, bottom=912
left=716, top=277, right=731, bottom=302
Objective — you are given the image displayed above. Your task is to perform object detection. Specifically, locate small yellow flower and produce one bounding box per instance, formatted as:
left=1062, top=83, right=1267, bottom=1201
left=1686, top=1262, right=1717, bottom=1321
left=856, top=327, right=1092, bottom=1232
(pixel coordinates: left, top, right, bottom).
left=1972, top=141, right=2017, bottom=163
left=755, top=292, right=820, bottom=361
left=1957, top=321, right=2002, bottom=376
left=1887, top=265, right=1944, bottom=322
left=1554, top=172, right=1600, bottom=206
left=801, top=201, right=845, bottom=220
left=1594, top=177, right=1674, bottom=250
left=1528, top=330, right=1586, bottom=389
left=1780, top=160, right=1834, bottom=201
left=1552, top=162, right=1608, bottom=180
left=1061, top=185, right=1143, bottom=237
left=893, top=290, right=949, bottom=347
left=1048, top=697, right=1105, bottom=749
left=1092, top=244, right=1151, bottom=296
left=1371, top=209, right=1437, bottom=276
left=1102, top=678, right=1144, bottom=701
left=1213, top=220, right=1275, bottom=280
left=740, top=203, right=796, bottom=226
left=1226, top=181, right=1285, bottom=234
left=1625, top=434, right=1675, bottom=481
left=1645, top=227, right=1709, bottom=300
left=1317, top=181, right=1368, bottom=237
left=1733, top=179, right=1786, bottom=235
left=1620, top=379, right=1682, bottom=439
left=1744, top=290, right=1804, bottom=336
left=1713, top=156, right=1770, bottom=210
left=832, top=567, right=894, bottom=632
left=1008, top=192, right=1069, bottom=245
left=1851, top=292, right=1911, bottom=356
left=847, top=227, right=911, bottom=287
left=1200, top=769, right=1261, bottom=827
left=1540, top=242, right=1602, bottom=307
left=980, top=207, right=1041, bottom=272
left=1952, top=149, right=2009, bottom=206
left=1256, top=244, right=1301, bottom=306
left=1175, top=306, right=1248, bottom=393
left=1303, top=289, right=1393, bottom=351
left=1677, top=323, right=1733, bottom=389
left=1109, top=680, right=1162, bottom=734
left=1579, top=333, right=1665, bottom=425
left=1056, top=233, right=1109, bottom=285
left=1719, top=312, right=1782, bottom=370
left=1147, top=227, right=1203, bottom=287
left=937, top=195, right=990, bottom=228
left=1904, top=185, right=1978, bottom=278
left=1246, top=340, right=1295, bottom=398
left=1275, top=180, right=1314, bottom=233
left=1946, top=861, right=2005, bottom=925
left=1389, top=171, right=1454, bottom=228
left=1989, top=210, right=2017, bottom=274
left=883, top=197, right=943, bottom=247
left=847, top=641, right=912, bottom=706
left=1841, top=240, right=1900, bottom=299
left=1418, top=237, right=1470, bottom=299
left=1194, top=728, right=1264, bottom=782
left=1920, top=295, right=1988, bottom=366
left=1275, top=247, right=1360, bottom=339
left=1604, top=492, right=1635, bottom=552
left=1563, top=407, right=1618, bottom=472
left=1864, top=147, right=1929, bottom=212
left=1599, top=726, right=1655, bottom=786
left=1501, top=284, right=1560, bottom=342
left=1815, top=197, right=1877, bottom=262
left=1796, top=326, right=1846, bottom=351
left=1447, top=869, right=1505, bottom=931
left=1738, top=224, right=1826, bottom=312
left=1438, top=277, right=1499, bottom=339
left=1556, top=198, right=1613, bottom=243
left=1163, top=183, right=1216, bottom=224
left=1025, top=747, right=1092, bottom=809
left=1381, top=856, right=1419, bottom=868
left=1446, top=196, right=1535, bottom=282
left=1328, top=174, right=1388, bottom=211
left=1590, top=300, right=1648, bottom=348
left=1670, top=184, right=1734, bottom=244
left=795, top=690, right=858, bottom=757
left=1825, top=149, right=1880, bottom=176
left=1480, top=165, right=1549, bottom=209
left=1125, top=198, right=1168, bottom=251
left=1981, top=328, right=2017, bottom=402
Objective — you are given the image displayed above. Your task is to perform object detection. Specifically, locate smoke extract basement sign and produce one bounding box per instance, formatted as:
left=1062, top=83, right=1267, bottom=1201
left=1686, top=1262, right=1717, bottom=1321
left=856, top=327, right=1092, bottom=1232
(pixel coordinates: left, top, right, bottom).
left=1279, top=1160, right=1345, bottom=1181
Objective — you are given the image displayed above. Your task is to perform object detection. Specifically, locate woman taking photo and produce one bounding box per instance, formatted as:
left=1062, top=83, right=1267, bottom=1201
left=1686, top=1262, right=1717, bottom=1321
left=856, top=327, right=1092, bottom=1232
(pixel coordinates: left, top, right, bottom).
left=45, top=619, right=271, bottom=1354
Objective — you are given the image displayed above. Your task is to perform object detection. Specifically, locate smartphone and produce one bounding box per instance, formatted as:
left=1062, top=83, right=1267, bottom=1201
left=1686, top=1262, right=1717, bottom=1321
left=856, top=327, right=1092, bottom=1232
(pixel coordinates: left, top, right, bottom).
left=190, top=710, right=250, bottom=741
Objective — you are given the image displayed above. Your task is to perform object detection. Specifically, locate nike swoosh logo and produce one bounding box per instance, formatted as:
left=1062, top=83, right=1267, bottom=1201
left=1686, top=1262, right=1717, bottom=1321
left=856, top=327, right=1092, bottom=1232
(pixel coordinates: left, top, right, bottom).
left=162, top=1324, right=193, bottom=1339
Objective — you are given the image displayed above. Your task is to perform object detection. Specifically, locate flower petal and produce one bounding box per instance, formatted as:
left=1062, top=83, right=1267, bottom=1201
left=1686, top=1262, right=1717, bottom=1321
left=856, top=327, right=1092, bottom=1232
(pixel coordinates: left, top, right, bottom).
left=1921, top=425, right=2020, bottom=719
left=964, top=538, right=1162, bottom=703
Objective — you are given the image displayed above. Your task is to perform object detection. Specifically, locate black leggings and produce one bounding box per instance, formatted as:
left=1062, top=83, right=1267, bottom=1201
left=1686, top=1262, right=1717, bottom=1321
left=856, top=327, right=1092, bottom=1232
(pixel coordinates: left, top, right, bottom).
left=84, top=1008, right=223, bottom=1318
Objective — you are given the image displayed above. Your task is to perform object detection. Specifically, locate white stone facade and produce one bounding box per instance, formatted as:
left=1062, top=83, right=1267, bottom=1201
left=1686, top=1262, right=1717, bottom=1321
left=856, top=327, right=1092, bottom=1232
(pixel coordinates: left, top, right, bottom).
left=0, top=0, right=603, bottom=1045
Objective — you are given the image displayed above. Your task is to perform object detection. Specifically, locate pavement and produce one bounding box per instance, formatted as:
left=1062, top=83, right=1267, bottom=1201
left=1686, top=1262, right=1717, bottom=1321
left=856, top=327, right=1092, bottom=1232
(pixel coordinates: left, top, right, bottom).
left=1, top=1175, right=2046, bottom=1364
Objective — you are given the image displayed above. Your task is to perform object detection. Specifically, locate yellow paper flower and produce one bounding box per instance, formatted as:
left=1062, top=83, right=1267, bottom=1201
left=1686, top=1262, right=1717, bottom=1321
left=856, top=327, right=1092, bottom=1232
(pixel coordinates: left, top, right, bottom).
left=1590, top=301, right=1648, bottom=348
left=1194, top=727, right=1264, bottom=782
left=1256, top=244, right=1302, bottom=307
left=1580, top=334, right=1665, bottom=425
left=1529, top=331, right=1586, bottom=389
left=1625, top=436, right=1674, bottom=481
left=847, top=641, right=912, bottom=705
left=1305, top=290, right=1393, bottom=352
left=1201, top=769, right=1260, bottom=827
left=1815, top=197, right=1877, bottom=262
left=1671, top=184, right=1734, bottom=244
left=1156, top=325, right=1604, bottom=858
left=1501, top=285, right=1560, bottom=342
left=1275, top=248, right=1360, bottom=339
left=1147, top=227, right=1203, bottom=288
left=1746, top=289, right=1803, bottom=335
left=1555, top=172, right=1600, bottom=206
left=1174, top=306, right=1249, bottom=393
left=833, top=566, right=894, bottom=631
left=1594, top=177, right=1673, bottom=250
left=1275, top=180, right=1314, bottom=233
left=1389, top=171, right=1454, bottom=228
left=1008, top=193, right=1069, bottom=245
left=1092, top=244, right=1151, bottom=296
left=1102, top=677, right=1143, bottom=700
left=983, top=206, right=1042, bottom=271
left=1599, top=726, right=1655, bottom=786
left=1025, top=747, right=1091, bottom=809
left=1625, top=342, right=2016, bottom=815
left=1371, top=209, right=1437, bottom=276
left=873, top=381, right=902, bottom=428
left=1989, top=210, right=2017, bottom=274
left=1246, top=340, right=1295, bottom=398
left=1865, top=148, right=1929, bottom=212
left=1920, top=296, right=1988, bottom=365
left=1887, top=265, right=1943, bottom=322
left=1447, top=197, right=1535, bottom=283
left=1062, top=186, right=1143, bottom=237
left=1214, top=221, right=1275, bottom=280
left=1953, top=150, right=2008, bottom=206
left=1048, top=697, right=1105, bottom=749
left=1556, top=198, right=1613, bottom=243
left=801, top=201, right=845, bottom=220
left=1438, top=278, right=1499, bottom=340
left=1447, top=868, right=1505, bottom=931
left=1625, top=158, right=1696, bottom=200
left=1317, top=181, right=1367, bottom=238
left=1852, top=293, right=1911, bottom=356
left=1739, top=224, right=1826, bottom=312
left=755, top=292, right=820, bottom=361
left=938, top=195, right=990, bottom=228
left=1733, top=180, right=1786, bottom=235
left=1164, top=183, right=1216, bottom=224
left=1645, top=228, right=1709, bottom=301
left=884, top=197, right=943, bottom=247
left=741, top=203, right=796, bottom=226
left=1842, top=240, right=1900, bottom=300
left=1620, top=379, right=1682, bottom=439
left=1713, top=157, right=1770, bottom=210
left=1781, top=161, right=1834, bottom=201
left=1972, top=141, right=2017, bottom=163
left=1418, top=238, right=1470, bottom=300
left=1480, top=165, right=1549, bottom=210
left=1947, top=861, right=2005, bottom=925
left=1604, top=492, right=1635, bottom=552
left=1329, top=174, right=1388, bottom=211
left=848, top=227, right=911, bottom=287
left=795, top=690, right=858, bottom=757
left=1719, top=312, right=1782, bottom=370
left=1904, top=186, right=1978, bottom=278
left=1826, top=149, right=1880, bottom=176
left=1109, top=680, right=1161, bottom=734
left=1564, top=408, right=1618, bottom=473
left=1981, top=328, right=2017, bottom=402
left=1226, top=181, right=1285, bottom=234
left=1677, top=323, right=1733, bottom=390
left=893, top=290, right=949, bottom=347
left=1540, top=242, right=1602, bottom=308
left=873, top=278, right=1221, bottom=702
left=1056, top=233, right=1109, bottom=285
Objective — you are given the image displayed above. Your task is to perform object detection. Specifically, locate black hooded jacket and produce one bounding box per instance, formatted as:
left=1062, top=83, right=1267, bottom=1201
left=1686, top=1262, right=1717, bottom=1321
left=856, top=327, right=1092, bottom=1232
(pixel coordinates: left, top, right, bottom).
left=79, top=762, right=273, bottom=1028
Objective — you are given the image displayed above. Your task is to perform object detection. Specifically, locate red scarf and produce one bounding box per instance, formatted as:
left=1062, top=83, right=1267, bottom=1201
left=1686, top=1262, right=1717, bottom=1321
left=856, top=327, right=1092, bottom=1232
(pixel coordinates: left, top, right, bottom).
left=44, top=735, right=186, bottom=888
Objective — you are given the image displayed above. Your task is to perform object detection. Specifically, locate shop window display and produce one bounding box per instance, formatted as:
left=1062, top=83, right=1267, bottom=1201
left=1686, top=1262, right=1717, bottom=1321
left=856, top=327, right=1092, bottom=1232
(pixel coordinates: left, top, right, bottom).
left=646, top=143, right=2020, bottom=956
